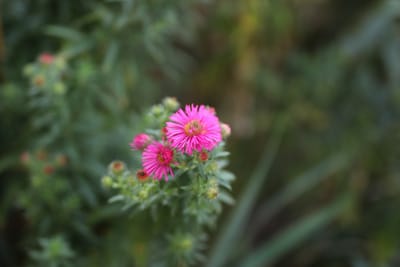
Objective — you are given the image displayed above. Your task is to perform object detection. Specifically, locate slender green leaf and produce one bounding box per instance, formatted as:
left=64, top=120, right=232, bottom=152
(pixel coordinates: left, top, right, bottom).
left=45, top=26, right=85, bottom=41
left=239, top=195, right=351, bottom=267
left=248, top=150, right=355, bottom=240
left=207, top=116, right=288, bottom=267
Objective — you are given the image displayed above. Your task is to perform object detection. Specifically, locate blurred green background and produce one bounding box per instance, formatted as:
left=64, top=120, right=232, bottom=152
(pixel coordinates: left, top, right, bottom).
left=1, top=0, right=400, bottom=266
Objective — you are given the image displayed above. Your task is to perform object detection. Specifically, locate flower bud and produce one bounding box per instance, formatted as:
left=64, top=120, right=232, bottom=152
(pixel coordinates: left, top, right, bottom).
left=199, top=151, right=208, bottom=162
left=20, top=151, right=30, bottom=165
left=220, top=123, right=231, bottom=139
left=207, top=187, right=218, bottom=199
left=101, top=176, right=113, bottom=188
left=53, top=82, right=66, bottom=95
left=43, top=165, right=55, bottom=175
left=170, top=234, right=193, bottom=252
left=23, top=64, right=34, bottom=76
left=163, top=97, right=179, bottom=111
left=205, top=161, right=219, bottom=174
left=32, top=75, right=45, bottom=87
left=179, top=237, right=193, bottom=251
left=54, top=56, right=66, bottom=70
left=130, top=133, right=152, bottom=150
left=138, top=189, right=149, bottom=200
left=36, top=150, right=47, bottom=161
left=207, top=106, right=216, bottom=114
left=31, top=175, right=43, bottom=188
left=150, top=104, right=164, bottom=117
left=136, top=169, right=149, bottom=181
left=56, top=154, right=68, bottom=167
left=39, top=53, right=55, bottom=65
left=109, top=161, right=125, bottom=175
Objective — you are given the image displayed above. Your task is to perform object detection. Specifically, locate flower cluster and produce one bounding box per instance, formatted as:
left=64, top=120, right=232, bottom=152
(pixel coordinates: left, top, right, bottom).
left=23, top=52, right=67, bottom=95
left=102, top=98, right=234, bottom=265
left=131, top=101, right=230, bottom=182
left=18, top=149, right=80, bottom=228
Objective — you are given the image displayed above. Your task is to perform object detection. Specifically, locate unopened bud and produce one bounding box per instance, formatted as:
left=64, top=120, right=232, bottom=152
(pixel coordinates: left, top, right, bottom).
left=23, top=64, right=34, bottom=76
left=39, top=53, right=55, bottom=65
left=206, top=161, right=219, bottom=173
left=130, top=134, right=152, bottom=150
left=54, top=56, right=66, bottom=70
left=163, top=97, right=179, bottom=111
left=53, top=82, right=66, bottom=95
left=20, top=151, right=30, bottom=165
left=180, top=237, right=193, bottom=251
left=136, top=169, right=149, bottom=181
left=220, top=123, right=231, bottom=139
left=150, top=104, right=164, bottom=117
left=109, top=161, right=125, bottom=175
left=207, top=187, right=218, bottom=199
left=207, top=106, right=216, bottom=114
left=43, top=165, right=54, bottom=175
left=101, top=176, right=113, bottom=188
left=33, top=75, right=45, bottom=87
left=31, top=175, right=43, bottom=188
left=138, top=189, right=149, bottom=200
left=36, top=150, right=47, bottom=161
left=56, top=154, right=68, bottom=167
left=199, top=151, right=208, bottom=162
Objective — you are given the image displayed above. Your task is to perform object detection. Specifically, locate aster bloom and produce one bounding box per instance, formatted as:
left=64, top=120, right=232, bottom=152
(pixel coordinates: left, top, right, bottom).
left=130, top=133, right=152, bottom=150
left=142, top=142, right=174, bottom=181
left=166, top=104, right=222, bottom=155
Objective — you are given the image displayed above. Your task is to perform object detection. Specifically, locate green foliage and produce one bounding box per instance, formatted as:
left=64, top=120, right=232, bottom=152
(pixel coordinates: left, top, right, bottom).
left=2, top=0, right=400, bottom=267
left=103, top=100, right=235, bottom=266
left=29, top=236, right=75, bottom=267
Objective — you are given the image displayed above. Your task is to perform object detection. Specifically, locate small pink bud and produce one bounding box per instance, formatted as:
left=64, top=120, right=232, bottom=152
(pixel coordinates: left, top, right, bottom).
left=39, top=53, right=55, bottom=65
left=20, top=151, right=30, bottom=165
left=207, top=106, right=216, bottom=114
left=130, top=133, right=152, bottom=150
left=220, top=123, right=231, bottom=139
left=199, top=151, right=208, bottom=162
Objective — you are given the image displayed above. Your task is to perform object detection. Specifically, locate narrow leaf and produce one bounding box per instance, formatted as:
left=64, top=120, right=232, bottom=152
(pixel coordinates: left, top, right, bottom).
left=239, top=195, right=351, bottom=267
left=207, top=116, right=288, bottom=267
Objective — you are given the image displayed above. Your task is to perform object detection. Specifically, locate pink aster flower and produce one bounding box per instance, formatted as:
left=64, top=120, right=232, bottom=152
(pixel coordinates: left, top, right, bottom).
left=130, top=133, right=152, bottom=150
left=142, top=142, right=174, bottom=181
left=166, top=104, right=222, bottom=155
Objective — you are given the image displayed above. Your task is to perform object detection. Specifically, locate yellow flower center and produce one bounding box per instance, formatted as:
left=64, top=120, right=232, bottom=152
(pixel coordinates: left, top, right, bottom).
left=157, top=154, right=167, bottom=164
left=184, top=120, right=204, bottom=136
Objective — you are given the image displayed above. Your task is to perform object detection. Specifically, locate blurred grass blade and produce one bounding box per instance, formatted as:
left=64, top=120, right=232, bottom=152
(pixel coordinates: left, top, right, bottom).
left=45, top=26, right=85, bottom=41
left=249, top=150, right=355, bottom=239
left=102, top=41, right=119, bottom=72
left=207, top=116, right=288, bottom=267
left=340, top=0, right=400, bottom=60
left=239, top=194, right=352, bottom=267
left=62, top=40, right=94, bottom=58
